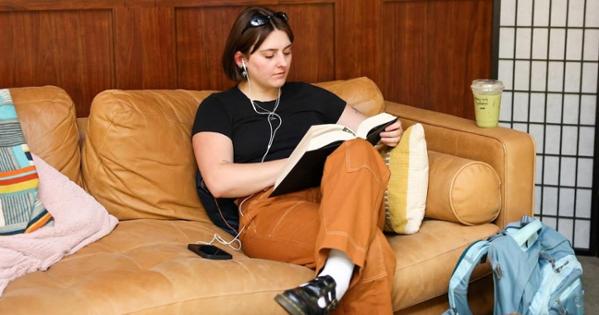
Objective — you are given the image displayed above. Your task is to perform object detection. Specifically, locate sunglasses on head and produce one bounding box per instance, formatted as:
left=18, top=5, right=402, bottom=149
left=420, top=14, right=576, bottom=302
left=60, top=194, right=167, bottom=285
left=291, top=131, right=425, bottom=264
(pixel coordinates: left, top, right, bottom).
left=242, top=12, right=289, bottom=34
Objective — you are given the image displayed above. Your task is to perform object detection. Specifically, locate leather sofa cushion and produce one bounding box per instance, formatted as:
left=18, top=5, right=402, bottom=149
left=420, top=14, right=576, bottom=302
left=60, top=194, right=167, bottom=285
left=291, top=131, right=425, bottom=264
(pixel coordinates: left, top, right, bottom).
left=315, top=77, right=385, bottom=116
left=10, top=86, right=81, bottom=184
left=0, top=218, right=496, bottom=314
left=388, top=220, right=499, bottom=310
left=82, top=89, right=213, bottom=221
left=426, top=151, right=501, bottom=225
left=0, top=219, right=313, bottom=314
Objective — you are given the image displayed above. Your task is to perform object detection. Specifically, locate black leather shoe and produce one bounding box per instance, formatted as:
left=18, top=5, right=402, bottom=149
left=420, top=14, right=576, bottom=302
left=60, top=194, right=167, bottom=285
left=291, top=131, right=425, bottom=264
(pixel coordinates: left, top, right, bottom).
left=275, top=275, right=338, bottom=315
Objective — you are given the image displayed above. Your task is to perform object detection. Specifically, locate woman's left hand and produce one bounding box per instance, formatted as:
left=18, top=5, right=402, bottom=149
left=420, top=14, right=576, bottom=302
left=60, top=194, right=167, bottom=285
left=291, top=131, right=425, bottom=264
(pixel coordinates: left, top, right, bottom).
left=379, top=120, right=403, bottom=147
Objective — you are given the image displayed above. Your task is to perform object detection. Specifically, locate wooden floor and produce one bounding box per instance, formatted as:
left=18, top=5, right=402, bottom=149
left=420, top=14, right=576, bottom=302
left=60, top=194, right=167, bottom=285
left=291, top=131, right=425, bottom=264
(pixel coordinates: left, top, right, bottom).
left=579, top=255, right=599, bottom=313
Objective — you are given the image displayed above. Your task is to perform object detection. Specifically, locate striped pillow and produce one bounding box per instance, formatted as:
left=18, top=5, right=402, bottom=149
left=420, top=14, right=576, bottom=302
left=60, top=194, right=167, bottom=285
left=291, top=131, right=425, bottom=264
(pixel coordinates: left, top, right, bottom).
left=381, top=123, right=429, bottom=234
left=0, top=89, right=53, bottom=235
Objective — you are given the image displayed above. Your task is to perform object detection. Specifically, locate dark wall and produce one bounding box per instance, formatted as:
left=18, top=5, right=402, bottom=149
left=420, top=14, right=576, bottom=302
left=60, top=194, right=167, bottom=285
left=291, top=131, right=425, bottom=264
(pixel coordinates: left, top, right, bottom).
left=0, top=0, right=493, bottom=117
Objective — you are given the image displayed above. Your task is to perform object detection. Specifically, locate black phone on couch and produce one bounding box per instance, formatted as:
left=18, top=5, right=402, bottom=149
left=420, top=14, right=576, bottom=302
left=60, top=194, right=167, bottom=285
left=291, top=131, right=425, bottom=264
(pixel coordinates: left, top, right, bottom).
left=187, top=244, right=232, bottom=260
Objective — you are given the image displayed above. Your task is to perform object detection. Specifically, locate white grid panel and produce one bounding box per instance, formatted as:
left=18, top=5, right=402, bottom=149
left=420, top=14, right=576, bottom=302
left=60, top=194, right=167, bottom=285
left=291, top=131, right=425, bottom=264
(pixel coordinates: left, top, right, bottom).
left=497, top=0, right=599, bottom=250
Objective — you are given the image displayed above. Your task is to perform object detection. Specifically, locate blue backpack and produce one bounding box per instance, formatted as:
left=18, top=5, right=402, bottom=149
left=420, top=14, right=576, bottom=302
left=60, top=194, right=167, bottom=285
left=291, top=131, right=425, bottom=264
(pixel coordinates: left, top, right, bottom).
left=444, top=216, right=584, bottom=315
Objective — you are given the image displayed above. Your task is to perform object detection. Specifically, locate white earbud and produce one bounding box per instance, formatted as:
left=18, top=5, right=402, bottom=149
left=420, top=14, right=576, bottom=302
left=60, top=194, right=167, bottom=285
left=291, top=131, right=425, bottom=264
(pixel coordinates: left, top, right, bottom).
left=241, top=59, right=248, bottom=78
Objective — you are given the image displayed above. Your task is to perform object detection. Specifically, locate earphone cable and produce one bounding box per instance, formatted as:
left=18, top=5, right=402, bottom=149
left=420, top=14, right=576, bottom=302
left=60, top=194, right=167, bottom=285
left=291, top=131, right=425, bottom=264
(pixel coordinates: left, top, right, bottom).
left=246, top=69, right=282, bottom=162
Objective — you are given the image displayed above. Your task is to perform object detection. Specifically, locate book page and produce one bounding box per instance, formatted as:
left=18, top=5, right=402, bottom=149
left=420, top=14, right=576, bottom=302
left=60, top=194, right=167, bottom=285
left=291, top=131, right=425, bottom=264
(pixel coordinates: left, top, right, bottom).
left=306, top=126, right=355, bottom=150
left=355, top=112, right=397, bottom=139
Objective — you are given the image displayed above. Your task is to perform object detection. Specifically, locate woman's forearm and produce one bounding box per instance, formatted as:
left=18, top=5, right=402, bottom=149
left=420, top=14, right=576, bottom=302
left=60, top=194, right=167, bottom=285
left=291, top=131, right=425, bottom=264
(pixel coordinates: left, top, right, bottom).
left=202, top=158, right=288, bottom=198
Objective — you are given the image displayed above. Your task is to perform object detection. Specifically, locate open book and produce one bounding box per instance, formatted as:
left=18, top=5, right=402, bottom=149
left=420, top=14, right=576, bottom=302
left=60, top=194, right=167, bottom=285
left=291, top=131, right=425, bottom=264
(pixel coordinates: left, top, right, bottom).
left=270, top=112, right=397, bottom=196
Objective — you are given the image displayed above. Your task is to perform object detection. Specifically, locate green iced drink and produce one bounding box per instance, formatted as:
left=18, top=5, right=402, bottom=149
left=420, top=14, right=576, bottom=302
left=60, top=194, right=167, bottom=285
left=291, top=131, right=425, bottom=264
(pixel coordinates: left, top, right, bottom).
left=471, top=79, right=504, bottom=128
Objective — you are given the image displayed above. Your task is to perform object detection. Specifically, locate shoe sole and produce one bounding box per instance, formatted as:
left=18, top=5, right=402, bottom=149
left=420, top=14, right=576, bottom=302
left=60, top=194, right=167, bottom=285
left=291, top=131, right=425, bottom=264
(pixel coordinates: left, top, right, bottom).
left=274, top=293, right=307, bottom=315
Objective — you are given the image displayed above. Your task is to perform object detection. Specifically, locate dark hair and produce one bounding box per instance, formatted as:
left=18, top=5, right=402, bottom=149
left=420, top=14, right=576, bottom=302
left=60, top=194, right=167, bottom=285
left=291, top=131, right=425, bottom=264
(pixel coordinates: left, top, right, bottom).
left=222, top=7, right=294, bottom=81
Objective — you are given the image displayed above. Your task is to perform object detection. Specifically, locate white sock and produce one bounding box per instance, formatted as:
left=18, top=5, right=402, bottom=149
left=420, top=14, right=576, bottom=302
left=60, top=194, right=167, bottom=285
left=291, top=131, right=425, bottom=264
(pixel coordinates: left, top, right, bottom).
left=317, top=249, right=354, bottom=301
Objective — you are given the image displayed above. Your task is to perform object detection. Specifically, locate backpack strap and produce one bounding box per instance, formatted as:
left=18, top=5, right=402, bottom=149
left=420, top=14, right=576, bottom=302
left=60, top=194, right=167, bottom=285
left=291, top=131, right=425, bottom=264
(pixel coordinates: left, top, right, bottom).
left=444, top=240, right=490, bottom=315
left=505, top=219, right=543, bottom=249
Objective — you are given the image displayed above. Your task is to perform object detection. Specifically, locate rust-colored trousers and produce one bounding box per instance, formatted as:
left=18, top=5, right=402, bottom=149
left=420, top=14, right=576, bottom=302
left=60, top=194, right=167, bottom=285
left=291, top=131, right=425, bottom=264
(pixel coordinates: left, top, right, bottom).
left=239, top=139, right=396, bottom=314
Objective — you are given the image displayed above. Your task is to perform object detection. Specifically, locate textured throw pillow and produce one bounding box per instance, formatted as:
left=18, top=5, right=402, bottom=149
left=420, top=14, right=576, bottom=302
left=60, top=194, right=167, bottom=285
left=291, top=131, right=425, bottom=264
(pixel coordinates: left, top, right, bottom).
left=381, top=123, right=428, bottom=234
left=0, top=89, right=53, bottom=235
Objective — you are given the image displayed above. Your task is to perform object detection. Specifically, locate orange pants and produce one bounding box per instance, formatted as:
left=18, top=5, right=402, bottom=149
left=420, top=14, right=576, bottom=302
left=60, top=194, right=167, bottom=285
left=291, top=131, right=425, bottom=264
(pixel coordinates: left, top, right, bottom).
left=239, top=139, right=396, bottom=314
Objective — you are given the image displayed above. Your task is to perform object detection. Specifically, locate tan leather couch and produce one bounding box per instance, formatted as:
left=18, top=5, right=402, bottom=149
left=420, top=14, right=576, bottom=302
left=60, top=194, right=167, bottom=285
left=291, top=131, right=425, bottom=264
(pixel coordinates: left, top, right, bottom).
left=0, top=77, right=534, bottom=314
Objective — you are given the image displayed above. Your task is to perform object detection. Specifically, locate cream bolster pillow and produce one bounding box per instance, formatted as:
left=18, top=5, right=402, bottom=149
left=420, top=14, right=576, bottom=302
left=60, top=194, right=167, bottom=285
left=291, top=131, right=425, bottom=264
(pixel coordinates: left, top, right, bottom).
left=425, top=151, right=501, bottom=225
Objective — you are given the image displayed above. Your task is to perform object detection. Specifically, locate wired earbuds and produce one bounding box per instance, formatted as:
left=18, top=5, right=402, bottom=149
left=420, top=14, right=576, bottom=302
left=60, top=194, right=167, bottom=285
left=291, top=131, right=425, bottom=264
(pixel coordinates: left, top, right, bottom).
left=241, top=59, right=248, bottom=79
left=241, top=58, right=283, bottom=162
left=198, top=58, right=282, bottom=252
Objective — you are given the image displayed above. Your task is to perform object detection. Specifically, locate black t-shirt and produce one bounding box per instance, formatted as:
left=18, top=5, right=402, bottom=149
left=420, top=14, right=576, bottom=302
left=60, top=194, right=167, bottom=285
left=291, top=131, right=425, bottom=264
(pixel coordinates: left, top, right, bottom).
left=192, top=82, right=345, bottom=235
left=192, top=82, right=346, bottom=163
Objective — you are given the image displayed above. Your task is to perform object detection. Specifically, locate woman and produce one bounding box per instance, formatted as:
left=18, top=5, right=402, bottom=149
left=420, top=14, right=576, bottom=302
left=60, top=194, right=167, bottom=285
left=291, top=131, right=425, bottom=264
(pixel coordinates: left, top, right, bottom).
left=192, top=6, right=402, bottom=315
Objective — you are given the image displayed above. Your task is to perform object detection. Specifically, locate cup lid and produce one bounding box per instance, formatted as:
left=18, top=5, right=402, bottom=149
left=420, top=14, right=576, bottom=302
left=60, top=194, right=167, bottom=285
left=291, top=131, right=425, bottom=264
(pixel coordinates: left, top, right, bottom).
left=471, top=79, right=504, bottom=92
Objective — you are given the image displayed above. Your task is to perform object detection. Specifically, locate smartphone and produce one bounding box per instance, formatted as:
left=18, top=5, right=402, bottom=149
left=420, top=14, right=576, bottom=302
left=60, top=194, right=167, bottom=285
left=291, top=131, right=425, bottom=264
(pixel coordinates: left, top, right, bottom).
left=187, top=244, right=232, bottom=260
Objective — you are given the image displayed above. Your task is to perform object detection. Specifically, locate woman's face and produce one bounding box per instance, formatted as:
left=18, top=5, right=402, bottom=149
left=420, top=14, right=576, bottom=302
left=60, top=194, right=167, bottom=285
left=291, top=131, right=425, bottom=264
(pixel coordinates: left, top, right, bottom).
left=245, top=29, right=292, bottom=91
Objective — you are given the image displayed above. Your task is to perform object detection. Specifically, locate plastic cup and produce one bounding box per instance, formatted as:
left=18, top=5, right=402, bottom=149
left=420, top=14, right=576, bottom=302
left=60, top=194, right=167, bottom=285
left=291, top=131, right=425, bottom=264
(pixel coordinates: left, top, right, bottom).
left=471, top=79, right=504, bottom=128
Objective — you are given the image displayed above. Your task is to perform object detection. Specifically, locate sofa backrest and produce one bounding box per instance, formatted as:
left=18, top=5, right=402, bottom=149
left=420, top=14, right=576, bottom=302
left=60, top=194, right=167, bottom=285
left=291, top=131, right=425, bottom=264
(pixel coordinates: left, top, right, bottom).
left=10, top=86, right=82, bottom=185
left=314, top=77, right=385, bottom=116
left=79, top=77, right=384, bottom=221
left=81, top=89, right=214, bottom=222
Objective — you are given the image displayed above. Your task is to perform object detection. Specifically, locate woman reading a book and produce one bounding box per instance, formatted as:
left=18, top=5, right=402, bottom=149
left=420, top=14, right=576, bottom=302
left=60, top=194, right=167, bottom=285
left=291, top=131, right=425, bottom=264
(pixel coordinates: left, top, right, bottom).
left=192, top=6, right=402, bottom=315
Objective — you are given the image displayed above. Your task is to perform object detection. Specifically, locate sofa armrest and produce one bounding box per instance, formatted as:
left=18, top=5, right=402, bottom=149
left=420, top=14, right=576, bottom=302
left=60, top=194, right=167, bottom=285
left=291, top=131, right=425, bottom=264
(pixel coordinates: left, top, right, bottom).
left=385, top=101, right=535, bottom=229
